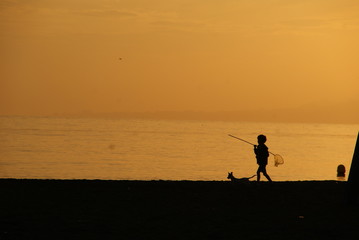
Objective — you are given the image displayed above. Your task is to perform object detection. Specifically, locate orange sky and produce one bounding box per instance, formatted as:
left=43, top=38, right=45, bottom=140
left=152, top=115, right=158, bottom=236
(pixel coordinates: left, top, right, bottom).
left=1, top=0, right=359, bottom=122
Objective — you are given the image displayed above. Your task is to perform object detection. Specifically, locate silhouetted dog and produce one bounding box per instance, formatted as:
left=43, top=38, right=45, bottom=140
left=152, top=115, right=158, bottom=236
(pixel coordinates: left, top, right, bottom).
left=227, top=172, right=256, bottom=182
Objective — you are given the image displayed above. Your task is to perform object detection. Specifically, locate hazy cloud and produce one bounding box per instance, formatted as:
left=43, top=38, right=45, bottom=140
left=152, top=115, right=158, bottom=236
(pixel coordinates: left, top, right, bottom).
left=150, top=19, right=207, bottom=32
left=0, top=0, right=19, bottom=8
left=75, top=9, right=138, bottom=18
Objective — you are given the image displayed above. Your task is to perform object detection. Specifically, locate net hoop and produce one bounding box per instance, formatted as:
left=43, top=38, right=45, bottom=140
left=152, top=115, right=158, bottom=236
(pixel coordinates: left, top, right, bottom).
left=273, top=154, right=284, bottom=167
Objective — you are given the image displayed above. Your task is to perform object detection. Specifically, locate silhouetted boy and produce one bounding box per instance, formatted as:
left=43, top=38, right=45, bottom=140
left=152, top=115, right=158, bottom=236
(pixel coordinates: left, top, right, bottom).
left=254, top=134, right=272, bottom=182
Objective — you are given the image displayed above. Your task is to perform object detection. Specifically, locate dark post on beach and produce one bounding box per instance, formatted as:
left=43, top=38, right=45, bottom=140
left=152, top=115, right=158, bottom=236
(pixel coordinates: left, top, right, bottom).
left=347, top=132, right=359, bottom=204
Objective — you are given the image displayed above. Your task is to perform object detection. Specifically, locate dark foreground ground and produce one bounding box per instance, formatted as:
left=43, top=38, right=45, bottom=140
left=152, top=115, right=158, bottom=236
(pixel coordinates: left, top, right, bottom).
left=0, top=179, right=358, bottom=240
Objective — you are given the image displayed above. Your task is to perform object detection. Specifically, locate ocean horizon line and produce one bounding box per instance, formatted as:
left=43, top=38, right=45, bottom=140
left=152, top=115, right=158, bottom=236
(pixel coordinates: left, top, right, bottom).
left=1, top=110, right=358, bottom=125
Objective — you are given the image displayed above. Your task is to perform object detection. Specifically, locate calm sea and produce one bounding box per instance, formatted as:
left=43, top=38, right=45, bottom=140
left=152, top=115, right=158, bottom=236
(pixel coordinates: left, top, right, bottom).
left=0, top=116, right=358, bottom=181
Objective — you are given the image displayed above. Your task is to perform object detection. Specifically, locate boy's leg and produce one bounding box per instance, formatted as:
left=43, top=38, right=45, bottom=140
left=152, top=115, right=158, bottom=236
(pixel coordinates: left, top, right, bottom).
left=257, top=166, right=262, bottom=181
left=262, top=167, right=272, bottom=182
left=264, top=173, right=272, bottom=182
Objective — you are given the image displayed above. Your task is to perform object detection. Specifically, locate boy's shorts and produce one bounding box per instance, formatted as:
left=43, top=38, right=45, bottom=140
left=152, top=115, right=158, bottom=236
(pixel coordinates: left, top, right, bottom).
left=257, top=165, right=268, bottom=174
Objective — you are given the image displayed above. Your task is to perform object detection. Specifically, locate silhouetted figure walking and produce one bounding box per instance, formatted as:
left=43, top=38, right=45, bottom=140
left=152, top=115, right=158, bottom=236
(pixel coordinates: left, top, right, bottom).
left=254, top=135, right=272, bottom=182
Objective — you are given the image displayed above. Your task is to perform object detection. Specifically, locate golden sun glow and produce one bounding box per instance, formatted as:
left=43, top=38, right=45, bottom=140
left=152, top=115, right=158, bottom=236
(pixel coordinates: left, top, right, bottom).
left=1, top=0, right=359, bottom=123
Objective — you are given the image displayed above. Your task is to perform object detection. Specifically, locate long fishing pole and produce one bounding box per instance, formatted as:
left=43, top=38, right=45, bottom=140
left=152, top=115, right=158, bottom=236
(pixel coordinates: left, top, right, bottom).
left=228, top=134, right=274, bottom=155
left=228, top=134, right=256, bottom=147
left=228, top=134, right=284, bottom=166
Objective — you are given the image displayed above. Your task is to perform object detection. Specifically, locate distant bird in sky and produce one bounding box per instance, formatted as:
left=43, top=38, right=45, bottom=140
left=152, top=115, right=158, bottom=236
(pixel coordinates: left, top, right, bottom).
left=119, top=57, right=122, bottom=60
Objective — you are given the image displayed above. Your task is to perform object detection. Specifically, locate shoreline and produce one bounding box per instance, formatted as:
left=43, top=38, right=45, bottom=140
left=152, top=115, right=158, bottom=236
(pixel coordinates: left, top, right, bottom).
left=0, top=178, right=347, bottom=182
left=1, top=179, right=358, bottom=239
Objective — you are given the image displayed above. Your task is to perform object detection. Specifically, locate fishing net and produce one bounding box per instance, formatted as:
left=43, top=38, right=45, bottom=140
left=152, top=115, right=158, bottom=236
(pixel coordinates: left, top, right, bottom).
left=273, top=154, right=284, bottom=167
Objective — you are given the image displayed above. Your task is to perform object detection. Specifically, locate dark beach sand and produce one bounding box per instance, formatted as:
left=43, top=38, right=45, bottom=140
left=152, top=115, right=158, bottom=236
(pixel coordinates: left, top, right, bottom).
left=1, top=179, right=358, bottom=240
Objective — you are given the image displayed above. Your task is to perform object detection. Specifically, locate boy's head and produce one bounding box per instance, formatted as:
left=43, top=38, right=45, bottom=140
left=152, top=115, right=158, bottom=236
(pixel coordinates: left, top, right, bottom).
left=257, top=134, right=267, bottom=144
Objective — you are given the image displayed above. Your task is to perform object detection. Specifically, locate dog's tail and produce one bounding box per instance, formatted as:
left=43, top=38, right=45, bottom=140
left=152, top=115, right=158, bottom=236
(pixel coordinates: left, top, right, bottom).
left=248, top=174, right=256, bottom=179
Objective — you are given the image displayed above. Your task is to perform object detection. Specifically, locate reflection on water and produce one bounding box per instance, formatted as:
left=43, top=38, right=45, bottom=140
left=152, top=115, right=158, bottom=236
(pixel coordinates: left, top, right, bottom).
left=0, top=116, right=358, bottom=181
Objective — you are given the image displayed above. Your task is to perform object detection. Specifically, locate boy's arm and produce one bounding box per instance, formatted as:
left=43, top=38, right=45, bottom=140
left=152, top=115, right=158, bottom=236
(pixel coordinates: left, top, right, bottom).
left=265, top=147, right=269, bottom=157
